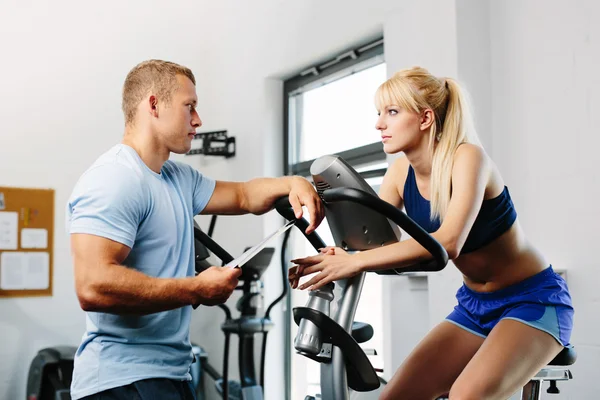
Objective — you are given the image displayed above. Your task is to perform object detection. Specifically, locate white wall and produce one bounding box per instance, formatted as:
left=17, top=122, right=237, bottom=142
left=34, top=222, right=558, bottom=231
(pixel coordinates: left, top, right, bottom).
left=1, top=0, right=597, bottom=399
left=491, top=1, right=600, bottom=397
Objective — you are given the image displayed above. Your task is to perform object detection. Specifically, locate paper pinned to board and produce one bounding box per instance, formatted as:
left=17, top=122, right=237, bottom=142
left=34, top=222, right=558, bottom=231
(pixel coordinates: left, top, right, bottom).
left=225, top=220, right=296, bottom=268
left=25, top=252, right=50, bottom=289
left=0, top=252, right=49, bottom=290
left=21, top=228, right=48, bottom=249
left=0, top=211, right=18, bottom=250
left=0, top=193, right=5, bottom=210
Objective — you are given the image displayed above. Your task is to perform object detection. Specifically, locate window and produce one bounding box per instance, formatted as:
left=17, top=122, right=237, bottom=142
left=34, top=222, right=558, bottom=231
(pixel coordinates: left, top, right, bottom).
left=289, top=63, right=386, bottom=165
left=285, top=37, right=386, bottom=177
left=283, top=37, right=387, bottom=400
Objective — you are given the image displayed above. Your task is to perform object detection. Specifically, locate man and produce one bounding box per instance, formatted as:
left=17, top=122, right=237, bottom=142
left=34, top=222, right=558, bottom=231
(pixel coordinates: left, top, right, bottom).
left=67, top=59, right=324, bottom=400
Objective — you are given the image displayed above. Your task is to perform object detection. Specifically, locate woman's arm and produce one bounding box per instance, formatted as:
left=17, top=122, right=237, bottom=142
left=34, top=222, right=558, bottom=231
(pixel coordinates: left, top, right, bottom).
left=291, top=144, right=490, bottom=290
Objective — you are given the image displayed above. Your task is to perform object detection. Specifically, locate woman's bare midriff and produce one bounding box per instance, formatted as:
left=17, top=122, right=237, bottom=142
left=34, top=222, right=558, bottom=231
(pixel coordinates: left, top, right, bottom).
left=453, top=220, right=549, bottom=293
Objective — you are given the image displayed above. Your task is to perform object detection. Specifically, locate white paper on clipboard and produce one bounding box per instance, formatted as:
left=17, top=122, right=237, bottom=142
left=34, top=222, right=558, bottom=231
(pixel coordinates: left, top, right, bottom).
left=225, top=220, right=296, bottom=268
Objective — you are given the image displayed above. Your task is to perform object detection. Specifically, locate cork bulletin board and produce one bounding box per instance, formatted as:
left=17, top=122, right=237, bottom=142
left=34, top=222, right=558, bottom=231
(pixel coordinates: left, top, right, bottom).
left=0, top=186, right=54, bottom=298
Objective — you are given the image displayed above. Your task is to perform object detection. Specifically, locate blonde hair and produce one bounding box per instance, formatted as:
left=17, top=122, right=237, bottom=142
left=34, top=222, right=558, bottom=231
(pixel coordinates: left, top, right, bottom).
left=375, top=66, right=481, bottom=221
left=122, top=59, right=196, bottom=125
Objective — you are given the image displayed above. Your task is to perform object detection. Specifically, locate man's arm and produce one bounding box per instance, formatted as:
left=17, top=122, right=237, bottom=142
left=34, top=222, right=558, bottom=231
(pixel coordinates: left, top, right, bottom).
left=71, top=233, right=240, bottom=314
left=201, top=177, right=324, bottom=233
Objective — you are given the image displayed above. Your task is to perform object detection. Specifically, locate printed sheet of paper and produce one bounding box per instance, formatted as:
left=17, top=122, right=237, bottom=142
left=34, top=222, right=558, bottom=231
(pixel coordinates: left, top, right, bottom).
left=21, top=228, right=48, bottom=249
left=225, top=220, right=296, bottom=268
left=25, top=252, right=50, bottom=289
left=0, top=211, right=18, bottom=250
left=0, top=252, right=49, bottom=290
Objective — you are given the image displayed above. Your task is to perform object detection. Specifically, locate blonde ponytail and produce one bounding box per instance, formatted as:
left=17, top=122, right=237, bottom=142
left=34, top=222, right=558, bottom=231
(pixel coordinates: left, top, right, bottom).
left=429, top=78, right=480, bottom=220
left=375, top=68, right=481, bottom=221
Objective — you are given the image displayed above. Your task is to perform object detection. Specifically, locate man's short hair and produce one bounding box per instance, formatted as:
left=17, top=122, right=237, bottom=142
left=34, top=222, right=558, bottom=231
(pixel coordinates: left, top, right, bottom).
left=122, top=59, right=196, bottom=125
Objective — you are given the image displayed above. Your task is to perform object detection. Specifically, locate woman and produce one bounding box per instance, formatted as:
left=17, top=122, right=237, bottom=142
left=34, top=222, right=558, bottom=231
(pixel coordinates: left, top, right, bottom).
left=289, top=67, right=574, bottom=400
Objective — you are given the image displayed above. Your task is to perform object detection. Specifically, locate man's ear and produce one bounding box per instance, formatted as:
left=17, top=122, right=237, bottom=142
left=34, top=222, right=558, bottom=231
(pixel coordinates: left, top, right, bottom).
left=420, top=109, right=435, bottom=131
left=149, top=95, right=159, bottom=118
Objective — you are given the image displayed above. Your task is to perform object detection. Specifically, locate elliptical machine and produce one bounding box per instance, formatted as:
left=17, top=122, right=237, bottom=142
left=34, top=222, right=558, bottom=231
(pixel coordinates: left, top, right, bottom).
left=192, top=218, right=287, bottom=400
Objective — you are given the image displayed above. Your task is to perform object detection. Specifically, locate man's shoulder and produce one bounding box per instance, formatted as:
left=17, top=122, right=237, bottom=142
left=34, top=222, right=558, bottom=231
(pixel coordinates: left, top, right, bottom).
left=72, top=145, right=148, bottom=199
left=67, top=146, right=150, bottom=228
left=84, top=145, right=146, bottom=180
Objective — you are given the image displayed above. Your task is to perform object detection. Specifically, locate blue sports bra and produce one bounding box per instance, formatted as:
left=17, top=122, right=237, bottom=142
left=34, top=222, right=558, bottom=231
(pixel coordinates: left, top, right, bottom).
left=403, top=166, right=517, bottom=254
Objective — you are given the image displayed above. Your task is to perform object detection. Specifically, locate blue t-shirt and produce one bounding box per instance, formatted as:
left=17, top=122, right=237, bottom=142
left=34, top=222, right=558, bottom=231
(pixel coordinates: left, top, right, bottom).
left=66, top=144, right=216, bottom=399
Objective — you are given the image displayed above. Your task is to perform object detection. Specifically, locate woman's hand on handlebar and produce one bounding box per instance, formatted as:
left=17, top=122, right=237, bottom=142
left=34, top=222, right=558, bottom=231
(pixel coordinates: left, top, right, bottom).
left=288, top=247, right=363, bottom=291
left=288, top=247, right=335, bottom=289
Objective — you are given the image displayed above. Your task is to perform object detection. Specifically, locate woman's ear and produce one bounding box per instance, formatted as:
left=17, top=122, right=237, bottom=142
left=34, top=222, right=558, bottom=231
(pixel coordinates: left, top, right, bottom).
left=420, top=109, right=435, bottom=131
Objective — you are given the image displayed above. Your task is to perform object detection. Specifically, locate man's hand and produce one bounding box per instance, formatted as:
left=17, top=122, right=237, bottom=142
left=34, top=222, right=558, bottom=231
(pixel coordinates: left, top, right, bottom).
left=193, top=266, right=241, bottom=307
left=288, top=177, right=324, bottom=234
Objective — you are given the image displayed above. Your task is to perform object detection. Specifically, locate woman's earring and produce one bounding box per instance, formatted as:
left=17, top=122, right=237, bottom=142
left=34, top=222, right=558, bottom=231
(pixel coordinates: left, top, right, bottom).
left=436, top=133, right=442, bottom=141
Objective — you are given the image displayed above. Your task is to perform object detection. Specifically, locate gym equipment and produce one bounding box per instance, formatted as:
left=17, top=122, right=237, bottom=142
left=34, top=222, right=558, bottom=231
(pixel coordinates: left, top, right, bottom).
left=272, top=154, right=448, bottom=400
left=26, top=346, right=76, bottom=400
left=519, top=346, right=577, bottom=399
left=190, top=345, right=208, bottom=399
left=192, top=217, right=286, bottom=400
left=273, top=154, right=576, bottom=400
left=186, top=130, right=236, bottom=158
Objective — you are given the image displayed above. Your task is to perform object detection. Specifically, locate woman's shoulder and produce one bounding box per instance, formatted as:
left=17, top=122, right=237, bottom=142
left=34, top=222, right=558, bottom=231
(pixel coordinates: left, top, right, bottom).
left=454, top=143, right=504, bottom=198
left=454, top=142, right=488, bottom=162
left=452, top=142, right=491, bottom=174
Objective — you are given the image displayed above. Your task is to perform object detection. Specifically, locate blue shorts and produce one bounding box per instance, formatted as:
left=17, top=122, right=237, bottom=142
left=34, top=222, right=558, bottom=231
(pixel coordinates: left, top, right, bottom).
left=446, top=266, right=574, bottom=347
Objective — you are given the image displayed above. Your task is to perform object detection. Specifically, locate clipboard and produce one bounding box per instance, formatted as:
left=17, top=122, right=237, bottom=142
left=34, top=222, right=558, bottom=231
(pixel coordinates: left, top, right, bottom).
left=225, top=220, right=295, bottom=268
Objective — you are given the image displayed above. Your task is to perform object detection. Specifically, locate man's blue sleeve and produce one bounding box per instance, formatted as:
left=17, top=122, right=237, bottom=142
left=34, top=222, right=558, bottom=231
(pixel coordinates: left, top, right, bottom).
left=189, top=166, right=216, bottom=215
left=67, top=164, right=146, bottom=248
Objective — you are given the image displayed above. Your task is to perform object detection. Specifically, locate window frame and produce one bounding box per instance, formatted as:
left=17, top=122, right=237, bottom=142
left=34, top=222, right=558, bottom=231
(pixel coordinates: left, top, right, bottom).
left=283, top=37, right=386, bottom=176
left=281, top=36, right=387, bottom=400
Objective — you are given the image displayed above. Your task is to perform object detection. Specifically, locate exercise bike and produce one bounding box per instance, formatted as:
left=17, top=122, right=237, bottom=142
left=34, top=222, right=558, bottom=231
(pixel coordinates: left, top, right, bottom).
left=272, top=154, right=576, bottom=400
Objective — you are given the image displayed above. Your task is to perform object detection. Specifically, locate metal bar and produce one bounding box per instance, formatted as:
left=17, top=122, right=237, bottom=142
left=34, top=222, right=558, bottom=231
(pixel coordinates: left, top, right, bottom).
left=530, top=368, right=572, bottom=381
left=284, top=37, right=384, bottom=93
left=520, top=380, right=541, bottom=400
left=320, top=273, right=367, bottom=400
